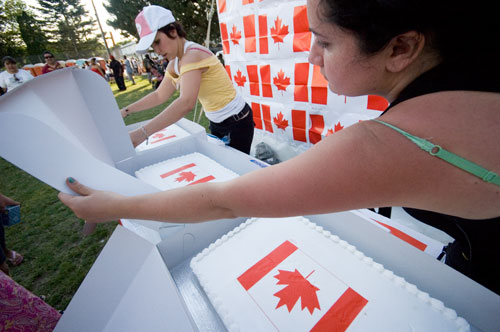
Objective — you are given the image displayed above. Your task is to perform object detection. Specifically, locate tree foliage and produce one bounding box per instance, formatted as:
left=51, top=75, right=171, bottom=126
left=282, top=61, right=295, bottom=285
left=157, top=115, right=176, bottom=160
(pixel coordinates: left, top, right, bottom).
left=36, top=0, right=103, bottom=58
left=104, top=0, right=221, bottom=47
left=0, top=0, right=28, bottom=58
left=16, top=10, right=48, bottom=57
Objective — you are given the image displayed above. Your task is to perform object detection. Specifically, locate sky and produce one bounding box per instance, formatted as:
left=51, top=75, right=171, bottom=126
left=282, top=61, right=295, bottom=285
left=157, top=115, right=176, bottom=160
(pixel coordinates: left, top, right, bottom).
left=24, top=0, right=127, bottom=43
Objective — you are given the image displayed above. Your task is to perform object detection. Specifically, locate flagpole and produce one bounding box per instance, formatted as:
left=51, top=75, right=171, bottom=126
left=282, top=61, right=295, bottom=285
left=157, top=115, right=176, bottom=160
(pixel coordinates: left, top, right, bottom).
left=90, top=0, right=112, bottom=58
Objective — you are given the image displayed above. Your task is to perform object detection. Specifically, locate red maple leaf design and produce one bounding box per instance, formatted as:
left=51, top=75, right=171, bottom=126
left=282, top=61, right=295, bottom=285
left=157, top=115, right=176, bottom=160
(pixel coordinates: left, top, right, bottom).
left=230, top=25, right=242, bottom=45
left=326, top=129, right=334, bottom=136
left=270, top=17, right=289, bottom=49
left=234, top=69, right=247, bottom=87
left=334, top=122, right=344, bottom=132
left=175, top=171, right=196, bottom=183
left=152, top=133, right=164, bottom=139
left=273, top=112, right=288, bottom=130
left=273, top=69, right=290, bottom=93
left=274, top=269, right=320, bottom=314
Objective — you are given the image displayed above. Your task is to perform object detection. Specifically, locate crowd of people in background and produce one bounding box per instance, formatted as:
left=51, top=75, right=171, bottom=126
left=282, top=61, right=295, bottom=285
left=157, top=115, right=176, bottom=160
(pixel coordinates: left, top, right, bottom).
left=1, top=51, right=169, bottom=96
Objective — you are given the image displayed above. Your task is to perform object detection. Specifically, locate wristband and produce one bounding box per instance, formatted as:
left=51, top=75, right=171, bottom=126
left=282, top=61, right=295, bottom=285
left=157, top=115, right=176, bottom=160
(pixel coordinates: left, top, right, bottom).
left=140, top=126, right=149, bottom=144
left=124, top=108, right=129, bottom=117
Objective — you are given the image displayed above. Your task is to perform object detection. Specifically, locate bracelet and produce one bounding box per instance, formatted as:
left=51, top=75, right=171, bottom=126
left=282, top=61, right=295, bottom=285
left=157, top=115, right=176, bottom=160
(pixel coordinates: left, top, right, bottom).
left=124, top=108, right=130, bottom=117
left=140, top=126, right=149, bottom=144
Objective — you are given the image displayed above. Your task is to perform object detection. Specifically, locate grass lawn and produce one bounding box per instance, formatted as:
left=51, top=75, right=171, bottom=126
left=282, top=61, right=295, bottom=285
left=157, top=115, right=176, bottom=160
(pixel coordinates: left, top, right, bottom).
left=0, top=74, right=208, bottom=310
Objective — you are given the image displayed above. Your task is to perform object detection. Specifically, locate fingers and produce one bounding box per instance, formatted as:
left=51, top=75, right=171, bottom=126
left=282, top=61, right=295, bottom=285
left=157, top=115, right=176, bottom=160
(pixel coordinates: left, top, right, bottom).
left=65, top=177, right=92, bottom=196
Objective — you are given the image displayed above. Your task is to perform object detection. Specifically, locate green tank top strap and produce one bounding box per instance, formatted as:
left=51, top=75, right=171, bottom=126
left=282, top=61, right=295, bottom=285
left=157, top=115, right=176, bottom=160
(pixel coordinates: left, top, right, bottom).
left=373, top=120, right=500, bottom=186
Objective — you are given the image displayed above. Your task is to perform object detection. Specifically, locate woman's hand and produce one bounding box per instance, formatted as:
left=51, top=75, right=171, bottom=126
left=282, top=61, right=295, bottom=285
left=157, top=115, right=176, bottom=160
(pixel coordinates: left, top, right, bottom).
left=58, top=178, right=125, bottom=223
left=0, top=193, right=20, bottom=212
left=120, top=108, right=128, bottom=118
left=129, top=128, right=147, bottom=147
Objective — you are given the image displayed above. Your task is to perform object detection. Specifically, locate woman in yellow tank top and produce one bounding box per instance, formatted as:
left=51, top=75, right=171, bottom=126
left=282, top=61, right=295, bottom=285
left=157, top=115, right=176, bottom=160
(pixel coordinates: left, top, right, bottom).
left=120, top=5, right=254, bottom=154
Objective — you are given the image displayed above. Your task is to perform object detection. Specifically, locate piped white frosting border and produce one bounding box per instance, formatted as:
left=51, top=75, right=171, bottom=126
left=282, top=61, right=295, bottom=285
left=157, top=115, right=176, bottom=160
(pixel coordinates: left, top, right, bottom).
left=190, top=217, right=470, bottom=332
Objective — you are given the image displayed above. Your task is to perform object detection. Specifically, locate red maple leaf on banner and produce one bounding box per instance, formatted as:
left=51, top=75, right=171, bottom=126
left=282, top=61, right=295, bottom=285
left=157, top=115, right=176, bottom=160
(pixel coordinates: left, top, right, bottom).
left=274, top=269, right=320, bottom=314
left=270, top=17, right=289, bottom=49
left=152, top=133, right=164, bottom=139
left=273, top=112, right=289, bottom=130
left=273, top=69, right=290, bottom=93
left=230, top=25, right=242, bottom=45
left=326, top=128, right=334, bottom=136
left=234, top=69, right=247, bottom=87
left=175, top=171, right=196, bottom=183
left=334, top=122, right=344, bottom=132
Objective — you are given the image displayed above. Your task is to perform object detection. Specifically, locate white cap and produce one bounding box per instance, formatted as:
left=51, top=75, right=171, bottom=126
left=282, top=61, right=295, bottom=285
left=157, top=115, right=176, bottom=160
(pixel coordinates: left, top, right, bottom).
left=135, top=5, right=176, bottom=54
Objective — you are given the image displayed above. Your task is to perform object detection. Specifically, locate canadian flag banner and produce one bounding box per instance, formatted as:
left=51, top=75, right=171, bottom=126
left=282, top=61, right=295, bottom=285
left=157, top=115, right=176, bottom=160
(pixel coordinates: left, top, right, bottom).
left=134, top=152, right=239, bottom=191
left=237, top=240, right=368, bottom=331
left=135, top=124, right=190, bottom=152
left=218, top=0, right=389, bottom=150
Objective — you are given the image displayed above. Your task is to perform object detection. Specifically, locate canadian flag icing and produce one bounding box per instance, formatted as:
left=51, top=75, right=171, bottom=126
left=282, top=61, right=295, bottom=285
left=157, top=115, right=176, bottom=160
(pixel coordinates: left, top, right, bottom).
left=237, top=240, right=367, bottom=331
left=135, top=124, right=190, bottom=152
left=191, top=217, right=470, bottom=332
left=135, top=152, right=239, bottom=191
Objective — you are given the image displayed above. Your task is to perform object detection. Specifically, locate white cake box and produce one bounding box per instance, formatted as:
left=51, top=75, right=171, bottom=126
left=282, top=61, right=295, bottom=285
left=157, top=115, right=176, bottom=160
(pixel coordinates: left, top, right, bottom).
left=0, top=68, right=498, bottom=331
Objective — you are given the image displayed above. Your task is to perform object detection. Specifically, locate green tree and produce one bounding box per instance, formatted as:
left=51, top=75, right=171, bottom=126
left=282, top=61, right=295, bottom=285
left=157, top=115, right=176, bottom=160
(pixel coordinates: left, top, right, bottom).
left=103, top=0, right=148, bottom=39
left=37, top=0, right=103, bottom=58
left=104, top=0, right=220, bottom=48
left=0, top=0, right=26, bottom=58
left=16, top=10, right=48, bottom=57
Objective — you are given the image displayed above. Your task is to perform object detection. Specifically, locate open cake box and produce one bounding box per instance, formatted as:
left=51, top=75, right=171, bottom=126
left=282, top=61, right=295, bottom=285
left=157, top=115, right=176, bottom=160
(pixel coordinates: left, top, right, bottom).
left=0, top=68, right=497, bottom=331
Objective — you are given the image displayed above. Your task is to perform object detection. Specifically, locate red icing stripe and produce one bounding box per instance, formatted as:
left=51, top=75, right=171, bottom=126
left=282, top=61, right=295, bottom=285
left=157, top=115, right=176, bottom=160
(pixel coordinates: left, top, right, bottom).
left=150, top=135, right=176, bottom=144
left=188, top=175, right=216, bottom=185
left=374, top=220, right=427, bottom=251
left=238, top=240, right=297, bottom=291
left=311, top=288, right=368, bottom=332
left=160, top=163, right=195, bottom=179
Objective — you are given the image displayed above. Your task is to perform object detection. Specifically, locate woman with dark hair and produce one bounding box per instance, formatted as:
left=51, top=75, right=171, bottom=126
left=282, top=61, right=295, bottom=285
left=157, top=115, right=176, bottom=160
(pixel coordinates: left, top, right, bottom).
left=41, top=51, right=63, bottom=74
left=59, top=0, right=500, bottom=294
left=120, top=5, right=254, bottom=154
left=89, top=57, right=105, bottom=78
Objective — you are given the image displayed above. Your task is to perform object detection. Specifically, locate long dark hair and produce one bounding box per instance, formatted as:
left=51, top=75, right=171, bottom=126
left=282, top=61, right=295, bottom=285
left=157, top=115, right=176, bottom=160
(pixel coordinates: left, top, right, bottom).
left=158, top=22, right=187, bottom=39
left=317, top=0, right=499, bottom=64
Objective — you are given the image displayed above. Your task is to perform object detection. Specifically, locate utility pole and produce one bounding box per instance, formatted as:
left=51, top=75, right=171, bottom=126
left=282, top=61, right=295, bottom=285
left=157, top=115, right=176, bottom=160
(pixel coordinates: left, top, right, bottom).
left=90, top=0, right=111, bottom=58
left=204, top=0, right=216, bottom=48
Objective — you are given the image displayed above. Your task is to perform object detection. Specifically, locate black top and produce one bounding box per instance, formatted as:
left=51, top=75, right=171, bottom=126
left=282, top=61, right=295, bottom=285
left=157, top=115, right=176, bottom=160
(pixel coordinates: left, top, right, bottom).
left=381, top=63, right=500, bottom=295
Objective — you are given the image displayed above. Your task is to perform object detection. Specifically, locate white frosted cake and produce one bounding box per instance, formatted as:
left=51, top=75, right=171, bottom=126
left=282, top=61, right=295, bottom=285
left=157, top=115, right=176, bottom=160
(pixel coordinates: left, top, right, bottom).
left=135, top=152, right=238, bottom=190
left=190, top=217, right=469, bottom=332
left=135, top=124, right=190, bottom=152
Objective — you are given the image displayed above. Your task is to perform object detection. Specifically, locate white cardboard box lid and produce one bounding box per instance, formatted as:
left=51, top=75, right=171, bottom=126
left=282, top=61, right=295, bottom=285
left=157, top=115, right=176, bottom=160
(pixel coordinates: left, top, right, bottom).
left=54, top=225, right=197, bottom=332
left=0, top=68, right=157, bottom=195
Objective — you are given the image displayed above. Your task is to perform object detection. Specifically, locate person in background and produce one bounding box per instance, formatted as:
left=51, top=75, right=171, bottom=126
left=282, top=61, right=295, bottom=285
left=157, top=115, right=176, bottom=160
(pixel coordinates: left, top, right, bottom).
left=59, top=0, right=500, bottom=295
left=120, top=6, right=254, bottom=153
left=0, top=56, right=34, bottom=95
left=142, top=54, right=154, bottom=83
left=41, top=51, right=63, bottom=74
left=89, top=57, right=105, bottom=78
left=123, top=55, right=136, bottom=85
left=109, top=55, right=126, bottom=91
left=1, top=270, right=62, bottom=332
left=0, top=193, right=23, bottom=275
left=131, top=57, right=139, bottom=75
